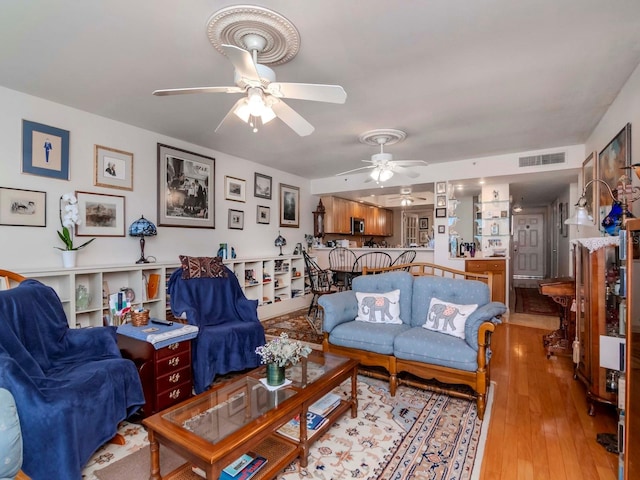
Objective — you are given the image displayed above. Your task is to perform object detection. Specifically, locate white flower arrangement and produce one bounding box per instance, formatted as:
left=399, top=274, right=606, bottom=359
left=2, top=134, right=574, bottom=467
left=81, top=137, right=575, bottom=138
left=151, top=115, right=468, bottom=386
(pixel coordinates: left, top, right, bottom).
left=255, top=333, right=312, bottom=367
left=55, top=193, right=95, bottom=251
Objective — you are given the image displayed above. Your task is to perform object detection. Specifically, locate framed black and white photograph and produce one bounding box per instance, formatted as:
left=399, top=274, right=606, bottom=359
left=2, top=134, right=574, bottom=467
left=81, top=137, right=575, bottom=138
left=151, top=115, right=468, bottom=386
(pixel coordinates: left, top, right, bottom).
left=559, top=202, right=568, bottom=237
left=436, top=182, right=446, bottom=194
left=419, top=231, right=430, bottom=243
left=228, top=209, right=244, bottom=230
left=75, top=191, right=125, bottom=237
left=435, top=208, right=446, bottom=218
left=157, top=143, right=215, bottom=228
left=94, top=144, right=133, bottom=191
left=436, top=195, right=446, bottom=207
left=22, top=119, right=70, bottom=180
left=257, top=205, right=270, bottom=224
left=599, top=123, right=631, bottom=215
left=279, top=183, right=300, bottom=228
left=419, top=217, right=429, bottom=229
left=0, top=187, right=46, bottom=227
left=438, top=225, right=445, bottom=234
left=225, top=176, right=246, bottom=202
left=254, top=172, right=272, bottom=199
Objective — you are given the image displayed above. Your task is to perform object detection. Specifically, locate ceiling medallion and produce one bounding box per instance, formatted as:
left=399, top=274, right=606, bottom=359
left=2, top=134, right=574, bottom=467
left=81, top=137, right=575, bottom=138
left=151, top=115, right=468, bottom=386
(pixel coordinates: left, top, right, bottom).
left=358, top=129, right=407, bottom=147
left=206, top=5, right=300, bottom=66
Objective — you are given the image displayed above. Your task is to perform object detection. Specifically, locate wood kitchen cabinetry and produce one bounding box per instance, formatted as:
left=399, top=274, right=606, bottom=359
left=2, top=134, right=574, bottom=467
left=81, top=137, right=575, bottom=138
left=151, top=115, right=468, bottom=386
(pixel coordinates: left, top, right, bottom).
left=465, top=259, right=506, bottom=303
left=321, top=196, right=393, bottom=236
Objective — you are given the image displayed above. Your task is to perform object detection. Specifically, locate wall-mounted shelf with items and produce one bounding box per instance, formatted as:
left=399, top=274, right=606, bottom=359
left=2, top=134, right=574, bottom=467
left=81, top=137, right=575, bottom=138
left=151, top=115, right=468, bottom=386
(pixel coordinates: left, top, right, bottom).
left=478, top=198, right=510, bottom=257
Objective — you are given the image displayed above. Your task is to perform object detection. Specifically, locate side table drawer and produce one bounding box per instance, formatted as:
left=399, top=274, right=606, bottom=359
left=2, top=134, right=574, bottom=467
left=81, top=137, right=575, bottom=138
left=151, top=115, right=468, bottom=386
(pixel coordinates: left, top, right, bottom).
left=156, top=340, right=190, bottom=360
left=157, top=381, right=191, bottom=411
left=466, top=260, right=505, bottom=272
left=157, top=366, right=191, bottom=393
left=156, top=350, right=190, bottom=376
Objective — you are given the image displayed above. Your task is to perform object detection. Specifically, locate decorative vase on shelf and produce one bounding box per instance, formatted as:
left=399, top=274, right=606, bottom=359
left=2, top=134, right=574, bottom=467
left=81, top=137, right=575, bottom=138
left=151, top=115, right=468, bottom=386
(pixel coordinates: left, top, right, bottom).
left=61, top=250, right=77, bottom=269
left=266, top=363, right=286, bottom=386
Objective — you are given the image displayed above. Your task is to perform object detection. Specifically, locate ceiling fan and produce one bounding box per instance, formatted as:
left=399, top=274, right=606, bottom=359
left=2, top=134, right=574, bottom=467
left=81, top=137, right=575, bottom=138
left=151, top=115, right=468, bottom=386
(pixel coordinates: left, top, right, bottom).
left=152, top=33, right=347, bottom=136
left=389, top=191, right=428, bottom=206
left=336, top=129, right=428, bottom=183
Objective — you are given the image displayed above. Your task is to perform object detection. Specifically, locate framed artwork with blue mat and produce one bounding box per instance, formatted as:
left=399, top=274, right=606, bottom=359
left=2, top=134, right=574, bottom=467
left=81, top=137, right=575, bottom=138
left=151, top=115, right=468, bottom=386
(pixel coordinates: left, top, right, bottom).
left=22, top=119, right=70, bottom=180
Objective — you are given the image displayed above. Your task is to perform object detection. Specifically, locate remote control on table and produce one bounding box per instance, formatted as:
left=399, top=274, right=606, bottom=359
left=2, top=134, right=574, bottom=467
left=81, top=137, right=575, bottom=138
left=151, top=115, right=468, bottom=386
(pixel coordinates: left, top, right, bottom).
left=151, top=318, right=173, bottom=326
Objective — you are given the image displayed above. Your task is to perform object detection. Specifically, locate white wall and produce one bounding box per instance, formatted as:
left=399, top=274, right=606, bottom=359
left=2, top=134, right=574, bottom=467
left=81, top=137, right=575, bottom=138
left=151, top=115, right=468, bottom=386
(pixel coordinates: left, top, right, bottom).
left=0, top=86, right=313, bottom=271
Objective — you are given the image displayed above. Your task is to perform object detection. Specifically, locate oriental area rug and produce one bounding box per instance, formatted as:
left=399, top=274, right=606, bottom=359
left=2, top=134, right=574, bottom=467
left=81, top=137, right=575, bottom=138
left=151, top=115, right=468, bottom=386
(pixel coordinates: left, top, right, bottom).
left=514, top=286, right=559, bottom=317
left=84, top=377, right=493, bottom=480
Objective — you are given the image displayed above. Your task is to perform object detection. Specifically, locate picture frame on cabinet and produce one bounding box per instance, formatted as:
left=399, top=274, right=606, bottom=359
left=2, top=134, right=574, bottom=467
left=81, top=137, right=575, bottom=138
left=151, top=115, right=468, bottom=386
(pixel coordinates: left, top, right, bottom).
left=598, top=123, right=631, bottom=215
left=279, top=183, right=300, bottom=228
left=257, top=205, right=270, bottom=224
left=21, top=119, right=70, bottom=180
left=254, top=172, right=272, bottom=199
left=228, top=209, right=244, bottom=230
left=419, top=217, right=429, bottom=229
left=436, top=182, right=446, bottom=194
left=225, top=176, right=246, bottom=202
left=436, top=195, right=446, bottom=207
left=75, top=191, right=126, bottom=237
left=94, top=145, right=133, bottom=191
left=157, top=143, right=215, bottom=228
left=582, top=150, right=598, bottom=225
left=437, top=225, right=445, bottom=234
left=435, top=208, right=446, bottom=218
left=0, top=187, right=46, bottom=227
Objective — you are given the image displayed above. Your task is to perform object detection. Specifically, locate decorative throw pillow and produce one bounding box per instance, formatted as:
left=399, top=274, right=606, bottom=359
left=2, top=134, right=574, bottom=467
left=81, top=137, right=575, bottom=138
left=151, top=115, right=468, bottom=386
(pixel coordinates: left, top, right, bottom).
left=355, top=289, right=402, bottom=324
left=423, top=297, right=477, bottom=339
left=179, top=255, right=228, bottom=279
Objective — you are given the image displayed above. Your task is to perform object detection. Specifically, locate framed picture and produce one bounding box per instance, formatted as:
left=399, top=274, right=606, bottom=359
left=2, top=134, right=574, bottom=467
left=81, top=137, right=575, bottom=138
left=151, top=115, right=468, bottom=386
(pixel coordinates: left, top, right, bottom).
left=0, top=187, right=46, bottom=227
left=75, top=191, right=125, bottom=237
left=438, top=225, right=445, bottom=234
left=94, top=145, right=133, bottom=191
left=279, top=183, right=300, bottom=228
left=419, top=231, right=430, bottom=243
left=419, top=217, right=429, bottom=229
left=582, top=151, right=598, bottom=221
left=436, top=195, right=446, bottom=207
left=228, top=209, right=244, bottom=230
left=225, top=176, right=246, bottom=202
left=257, top=205, right=270, bottom=224
left=436, top=182, right=446, bottom=194
left=598, top=123, right=631, bottom=214
left=157, top=143, right=215, bottom=228
left=22, top=119, right=70, bottom=180
left=559, top=202, right=568, bottom=237
left=435, top=208, right=446, bottom=218
left=254, top=172, right=272, bottom=199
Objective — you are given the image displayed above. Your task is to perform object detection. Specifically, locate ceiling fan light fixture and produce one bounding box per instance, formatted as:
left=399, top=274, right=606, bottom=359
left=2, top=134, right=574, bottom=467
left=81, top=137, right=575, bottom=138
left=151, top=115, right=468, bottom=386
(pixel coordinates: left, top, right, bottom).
left=370, top=167, right=394, bottom=183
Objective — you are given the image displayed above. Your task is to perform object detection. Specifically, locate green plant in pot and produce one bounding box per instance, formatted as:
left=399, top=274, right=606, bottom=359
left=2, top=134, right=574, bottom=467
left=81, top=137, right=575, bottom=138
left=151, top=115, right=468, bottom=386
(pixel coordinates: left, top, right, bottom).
left=255, top=333, right=312, bottom=386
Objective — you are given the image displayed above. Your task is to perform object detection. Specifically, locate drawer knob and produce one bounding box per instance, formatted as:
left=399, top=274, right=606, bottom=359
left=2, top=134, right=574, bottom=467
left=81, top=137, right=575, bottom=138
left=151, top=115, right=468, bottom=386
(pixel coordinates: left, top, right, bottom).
left=168, top=343, right=179, bottom=350
left=169, top=389, right=180, bottom=400
left=169, top=372, right=181, bottom=383
left=168, top=357, right=180, bottom=367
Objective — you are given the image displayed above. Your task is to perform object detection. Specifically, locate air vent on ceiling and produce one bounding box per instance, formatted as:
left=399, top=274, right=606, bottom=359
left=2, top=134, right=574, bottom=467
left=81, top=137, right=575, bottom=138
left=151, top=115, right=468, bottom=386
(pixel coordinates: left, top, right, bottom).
left=518, top=152, right=565, bottom=167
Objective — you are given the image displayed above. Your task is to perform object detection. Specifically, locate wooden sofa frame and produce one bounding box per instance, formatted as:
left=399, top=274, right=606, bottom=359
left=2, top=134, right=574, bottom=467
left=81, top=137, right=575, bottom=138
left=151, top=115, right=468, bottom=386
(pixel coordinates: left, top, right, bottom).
left=322, top=262, right=499, bottom=419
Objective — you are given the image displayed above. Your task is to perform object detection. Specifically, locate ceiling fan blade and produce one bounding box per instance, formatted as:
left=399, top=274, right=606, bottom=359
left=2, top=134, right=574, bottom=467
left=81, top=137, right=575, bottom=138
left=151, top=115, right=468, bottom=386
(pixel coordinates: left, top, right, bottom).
left=336, top=165, right=376, bottom=176
left=267, top=82, right=347, bottom=104
left=221, top=44, right=260, bottom=82
left=214, top=98, right=246, bottom=133
left=393, top=165, right=420, bottom=178
left=393, top=160, right=429, bottom=166
left=153, top=86, right=243, bottom=96
left=270, top=99, right=314, bottom=136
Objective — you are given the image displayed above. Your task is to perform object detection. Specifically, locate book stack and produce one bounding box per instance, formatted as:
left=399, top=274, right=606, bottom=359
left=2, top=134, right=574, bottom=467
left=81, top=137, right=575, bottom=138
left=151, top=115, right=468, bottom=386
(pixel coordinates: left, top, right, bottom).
left=277, top=392, right=341, bottom=441
left=192, top=451, right=267, bottom=480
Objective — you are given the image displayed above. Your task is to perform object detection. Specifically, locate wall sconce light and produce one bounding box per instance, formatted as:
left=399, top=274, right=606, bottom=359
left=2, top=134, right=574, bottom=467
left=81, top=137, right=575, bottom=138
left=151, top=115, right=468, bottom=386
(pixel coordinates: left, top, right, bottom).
left=128, top=215, right=157, bottom=263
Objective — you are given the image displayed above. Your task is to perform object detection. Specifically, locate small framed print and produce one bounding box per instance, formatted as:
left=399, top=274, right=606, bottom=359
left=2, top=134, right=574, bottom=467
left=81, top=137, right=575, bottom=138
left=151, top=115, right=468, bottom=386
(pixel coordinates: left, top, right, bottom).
left=257, top=205, right=270, bottom=224
left=22, top=120, right=70, bottom=180
left=419, top=217, right=429, bottom=229
left=436, top=195, right=446, bottom=207
left=75, top=191, right=126, bottom=237
left=500, top=210, right=508, bottom=218
left=94, top=145, right=134, bottom=191
left=225, top=176, right=246, bottom=202
left=279, top=183, right=300, bottom=228
left=435, top=208, right=446, bottom=218
left=436, top=182, right=446, bottom=194
left=438, top=225, right=445, bottom=234
left=254, top=172, right=272, bottom=199
left=0, top=187, right=46, bottom=227
left=228, top=209, right=244, bottom=230
left=419, top=231, right=430, bottom=243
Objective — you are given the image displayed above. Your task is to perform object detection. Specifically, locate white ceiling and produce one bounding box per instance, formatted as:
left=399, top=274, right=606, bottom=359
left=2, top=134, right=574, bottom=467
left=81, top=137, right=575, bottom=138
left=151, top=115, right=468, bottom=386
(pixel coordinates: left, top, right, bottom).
left=2, top=0, right=640, bottom=207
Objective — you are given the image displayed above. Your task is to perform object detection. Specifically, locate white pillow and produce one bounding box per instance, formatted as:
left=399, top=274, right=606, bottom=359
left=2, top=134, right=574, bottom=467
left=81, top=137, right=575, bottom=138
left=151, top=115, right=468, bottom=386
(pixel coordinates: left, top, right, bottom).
left=423, top=297, right=478, bottom=339
left=355, top=289, right=402, bottom=324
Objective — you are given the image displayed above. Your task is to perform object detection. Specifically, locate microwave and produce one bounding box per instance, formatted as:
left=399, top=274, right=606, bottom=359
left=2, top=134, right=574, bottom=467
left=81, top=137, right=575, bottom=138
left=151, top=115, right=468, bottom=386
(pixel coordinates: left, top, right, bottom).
left=350, top=217, right=365, bottom=235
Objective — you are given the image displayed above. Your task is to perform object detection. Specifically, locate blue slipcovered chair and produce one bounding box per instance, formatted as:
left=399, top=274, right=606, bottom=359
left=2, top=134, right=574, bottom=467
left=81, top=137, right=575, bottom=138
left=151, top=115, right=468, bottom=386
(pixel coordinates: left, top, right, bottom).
left=168, top=261, right=266, bottom=394
left=0, top=275, right=145, bottom=480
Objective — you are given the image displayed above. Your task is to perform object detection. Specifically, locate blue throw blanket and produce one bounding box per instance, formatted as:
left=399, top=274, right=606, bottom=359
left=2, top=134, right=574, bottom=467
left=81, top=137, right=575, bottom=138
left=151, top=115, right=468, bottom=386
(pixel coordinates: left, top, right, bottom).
left=168, top=267, right=266, bottom=393
left=0, top=279, right=144, bottom=480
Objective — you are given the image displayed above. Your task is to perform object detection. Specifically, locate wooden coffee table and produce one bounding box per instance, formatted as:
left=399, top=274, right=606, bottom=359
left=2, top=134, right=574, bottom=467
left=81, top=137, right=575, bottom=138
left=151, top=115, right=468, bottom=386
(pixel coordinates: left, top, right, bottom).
left=142, top=350, right=358, bottom=479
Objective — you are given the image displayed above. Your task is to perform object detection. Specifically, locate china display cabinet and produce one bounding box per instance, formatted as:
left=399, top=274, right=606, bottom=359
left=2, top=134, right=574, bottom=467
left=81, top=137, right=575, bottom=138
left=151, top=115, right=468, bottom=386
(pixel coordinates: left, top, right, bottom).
left=573, top=237, right=622, bottom=415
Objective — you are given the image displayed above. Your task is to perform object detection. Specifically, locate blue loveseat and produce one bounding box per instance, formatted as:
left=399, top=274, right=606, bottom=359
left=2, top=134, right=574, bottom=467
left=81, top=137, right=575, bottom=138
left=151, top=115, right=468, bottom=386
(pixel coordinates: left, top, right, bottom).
left=0, top=279, right=145, bottom=480
left=319, top=271, right=506, bottom=419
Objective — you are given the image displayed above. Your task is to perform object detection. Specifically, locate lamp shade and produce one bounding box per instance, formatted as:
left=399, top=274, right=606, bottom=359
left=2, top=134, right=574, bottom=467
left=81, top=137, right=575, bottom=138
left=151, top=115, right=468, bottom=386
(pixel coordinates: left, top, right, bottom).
left=128, top=215, right=157, bottom=237
left=564, top=204, right=594, bottom=226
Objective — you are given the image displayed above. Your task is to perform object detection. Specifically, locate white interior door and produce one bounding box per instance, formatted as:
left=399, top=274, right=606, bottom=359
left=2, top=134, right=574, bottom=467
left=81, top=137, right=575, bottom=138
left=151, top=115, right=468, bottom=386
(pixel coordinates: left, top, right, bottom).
left=512, top=213, right=545, bottom=279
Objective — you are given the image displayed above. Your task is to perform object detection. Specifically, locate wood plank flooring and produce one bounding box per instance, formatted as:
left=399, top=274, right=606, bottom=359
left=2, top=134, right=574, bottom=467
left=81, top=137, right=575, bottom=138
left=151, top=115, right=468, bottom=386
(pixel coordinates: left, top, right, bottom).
left=480, top=316, right=619, bottom=480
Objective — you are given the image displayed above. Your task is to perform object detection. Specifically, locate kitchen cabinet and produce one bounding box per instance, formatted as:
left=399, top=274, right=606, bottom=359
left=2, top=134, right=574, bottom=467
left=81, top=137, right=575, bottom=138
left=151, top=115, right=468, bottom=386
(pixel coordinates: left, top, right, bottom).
left=321, top=196, right=393, bottom=236
left=573, top=237, right=621, bottom=415
left=322, top=196, right=352, bottom=234
left=465, top=259, right=506, bottom=303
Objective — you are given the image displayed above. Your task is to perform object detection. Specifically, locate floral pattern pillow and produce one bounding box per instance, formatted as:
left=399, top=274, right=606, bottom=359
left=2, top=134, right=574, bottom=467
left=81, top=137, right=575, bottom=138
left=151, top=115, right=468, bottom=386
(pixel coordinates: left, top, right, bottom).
left=179, top=255, right=228, bottom=279
left=422, top=297, right=477, bottom=339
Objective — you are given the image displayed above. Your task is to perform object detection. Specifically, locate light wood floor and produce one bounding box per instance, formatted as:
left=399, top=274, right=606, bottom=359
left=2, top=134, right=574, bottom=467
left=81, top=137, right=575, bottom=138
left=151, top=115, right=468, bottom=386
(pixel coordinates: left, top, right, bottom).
left=480, top=314, right=619, bottom=480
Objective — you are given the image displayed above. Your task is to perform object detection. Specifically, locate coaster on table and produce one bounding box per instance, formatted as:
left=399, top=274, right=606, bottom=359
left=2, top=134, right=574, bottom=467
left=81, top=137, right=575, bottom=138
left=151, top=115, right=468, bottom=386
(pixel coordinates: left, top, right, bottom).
left=259, top=378, right=292, bottom=391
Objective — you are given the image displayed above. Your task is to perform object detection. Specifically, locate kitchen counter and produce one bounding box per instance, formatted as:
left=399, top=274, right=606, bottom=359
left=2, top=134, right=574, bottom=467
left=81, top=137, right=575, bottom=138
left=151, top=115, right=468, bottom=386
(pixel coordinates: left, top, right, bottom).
left=313, top=247, right=434, bottom=269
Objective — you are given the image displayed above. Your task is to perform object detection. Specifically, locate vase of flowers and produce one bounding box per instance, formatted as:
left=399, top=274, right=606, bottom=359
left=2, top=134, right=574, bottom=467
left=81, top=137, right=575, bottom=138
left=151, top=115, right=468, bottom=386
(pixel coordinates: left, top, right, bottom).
left=255, top=333, right=312, bottom=386
left=55, top=193, right=95, bottom=268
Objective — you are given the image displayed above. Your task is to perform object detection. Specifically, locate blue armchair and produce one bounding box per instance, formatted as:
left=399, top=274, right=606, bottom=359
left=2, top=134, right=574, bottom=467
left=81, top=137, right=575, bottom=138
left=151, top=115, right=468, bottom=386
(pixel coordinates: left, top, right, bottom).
left=0, top=278, right=145, bottom=480
left=168, top=266, right=266, bottom=394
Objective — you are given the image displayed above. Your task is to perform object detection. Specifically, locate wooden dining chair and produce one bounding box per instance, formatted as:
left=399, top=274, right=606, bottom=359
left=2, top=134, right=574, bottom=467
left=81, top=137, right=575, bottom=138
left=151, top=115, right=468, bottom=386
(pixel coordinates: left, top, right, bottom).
left=390, top=250, right=416, bottom=270
left=303, top=251, right=337, bottom=319
left=328, top=247, right=357, bottom=291
left=353, top=251, right=393, bottom=276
